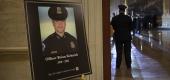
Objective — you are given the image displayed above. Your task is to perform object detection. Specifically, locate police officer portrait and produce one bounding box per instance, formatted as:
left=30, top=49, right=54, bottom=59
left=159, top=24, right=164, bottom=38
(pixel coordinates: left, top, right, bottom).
left=25, top=1, right=92, bottom=79
left=38, top=6, right=82, bottom=79
left=40, top=6, right=78, bottom=55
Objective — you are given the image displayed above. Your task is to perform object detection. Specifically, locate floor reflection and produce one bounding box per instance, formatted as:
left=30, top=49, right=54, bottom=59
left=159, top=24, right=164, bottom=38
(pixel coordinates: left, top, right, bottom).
left=111, top=30, right=170, bottom=80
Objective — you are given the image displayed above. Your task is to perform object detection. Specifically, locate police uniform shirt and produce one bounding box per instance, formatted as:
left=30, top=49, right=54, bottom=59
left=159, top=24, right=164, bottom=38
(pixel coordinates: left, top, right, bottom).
left=43, top=32, right=78, bottom=56
left=111, top=14, right=133, bottom=41
left=42, top=32, right=80, bottom=79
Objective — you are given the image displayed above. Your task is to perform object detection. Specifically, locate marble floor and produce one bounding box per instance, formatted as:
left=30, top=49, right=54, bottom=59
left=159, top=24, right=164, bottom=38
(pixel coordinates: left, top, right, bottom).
left=111, top=30, right=170, bottom=80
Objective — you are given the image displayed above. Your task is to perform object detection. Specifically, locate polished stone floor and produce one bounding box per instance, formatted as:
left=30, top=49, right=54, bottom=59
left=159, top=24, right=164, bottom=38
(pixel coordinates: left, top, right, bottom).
left=111, top=30, right=170, bottom=80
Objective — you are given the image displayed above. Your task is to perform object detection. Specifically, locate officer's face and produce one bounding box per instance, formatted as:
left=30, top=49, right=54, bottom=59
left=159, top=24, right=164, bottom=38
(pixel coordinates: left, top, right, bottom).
left=52, top=20, right=66, bottom=34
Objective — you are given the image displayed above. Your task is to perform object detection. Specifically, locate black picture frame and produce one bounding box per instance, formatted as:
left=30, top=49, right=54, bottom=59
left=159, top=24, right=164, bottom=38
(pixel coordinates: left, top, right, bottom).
left=24, top=1, right=92, bottom=80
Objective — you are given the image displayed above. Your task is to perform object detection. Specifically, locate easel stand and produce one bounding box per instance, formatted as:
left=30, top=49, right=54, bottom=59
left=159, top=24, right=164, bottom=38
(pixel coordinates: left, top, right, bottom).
left=80, top=74, right=85, bottom=80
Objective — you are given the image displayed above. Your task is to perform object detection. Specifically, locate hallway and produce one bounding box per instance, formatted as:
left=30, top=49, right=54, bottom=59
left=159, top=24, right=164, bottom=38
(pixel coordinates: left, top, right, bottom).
left=111, top=30, right=170, bottom=80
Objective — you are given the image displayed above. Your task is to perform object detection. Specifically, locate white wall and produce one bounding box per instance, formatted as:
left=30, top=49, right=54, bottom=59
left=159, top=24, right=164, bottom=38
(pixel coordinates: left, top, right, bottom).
left=82, top=0, right=103, bottom=80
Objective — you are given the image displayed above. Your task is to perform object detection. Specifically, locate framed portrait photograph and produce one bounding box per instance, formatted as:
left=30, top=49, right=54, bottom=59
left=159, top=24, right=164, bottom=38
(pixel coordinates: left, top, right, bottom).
left=24, top=1, right=92, bottom=80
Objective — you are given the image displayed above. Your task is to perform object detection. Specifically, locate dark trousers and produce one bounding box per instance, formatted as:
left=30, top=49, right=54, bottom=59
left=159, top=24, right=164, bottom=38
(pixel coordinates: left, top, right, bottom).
left=115, top=39, right=131, bottom=68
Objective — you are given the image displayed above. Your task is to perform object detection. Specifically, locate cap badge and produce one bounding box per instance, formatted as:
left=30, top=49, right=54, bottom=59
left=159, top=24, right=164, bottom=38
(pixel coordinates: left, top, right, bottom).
left=56, top=7, right=62, bottom=14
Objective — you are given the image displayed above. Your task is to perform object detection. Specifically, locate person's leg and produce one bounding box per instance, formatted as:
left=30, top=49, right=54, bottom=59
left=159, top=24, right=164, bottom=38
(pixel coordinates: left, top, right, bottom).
left=124, top=41, right=132, bottom=69
left=115, top=40, right=123, bottom=69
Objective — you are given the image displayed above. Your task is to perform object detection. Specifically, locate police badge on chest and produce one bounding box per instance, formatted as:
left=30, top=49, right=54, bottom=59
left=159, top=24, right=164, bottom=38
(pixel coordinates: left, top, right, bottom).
left=70, top=41, right=75, bottom=49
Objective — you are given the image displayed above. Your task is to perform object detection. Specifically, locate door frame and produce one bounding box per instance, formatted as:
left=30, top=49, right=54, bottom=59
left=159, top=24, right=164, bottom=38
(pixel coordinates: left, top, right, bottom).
left=102, top=0, right=111, bottom=80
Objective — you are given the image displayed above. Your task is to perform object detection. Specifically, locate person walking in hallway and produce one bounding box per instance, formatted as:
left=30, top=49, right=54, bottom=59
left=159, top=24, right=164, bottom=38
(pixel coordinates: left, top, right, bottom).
left=110, top=4, right=133, bottom=69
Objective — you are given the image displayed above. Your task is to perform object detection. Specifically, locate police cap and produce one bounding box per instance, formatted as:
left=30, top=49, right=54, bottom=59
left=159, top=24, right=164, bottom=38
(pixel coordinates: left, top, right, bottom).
left=48, top=6, right=68, bottom=20
left=118, top=4, right=127, bottom=11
